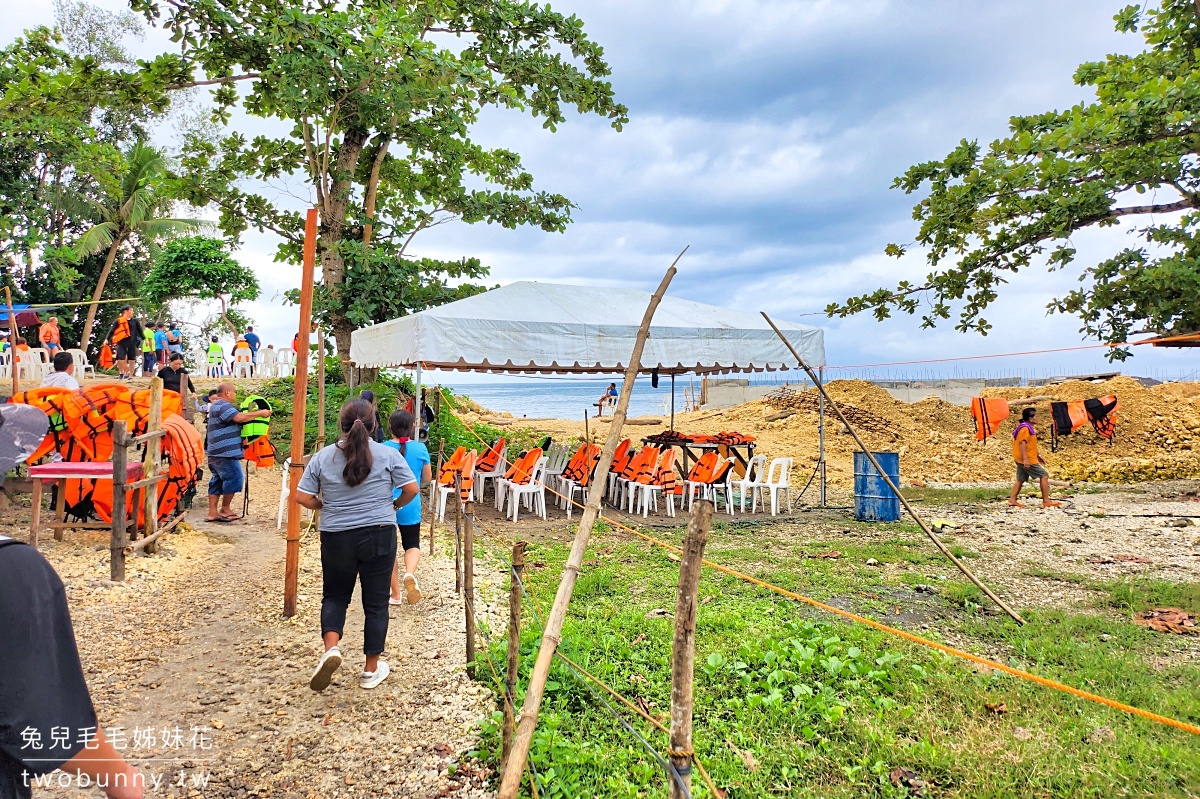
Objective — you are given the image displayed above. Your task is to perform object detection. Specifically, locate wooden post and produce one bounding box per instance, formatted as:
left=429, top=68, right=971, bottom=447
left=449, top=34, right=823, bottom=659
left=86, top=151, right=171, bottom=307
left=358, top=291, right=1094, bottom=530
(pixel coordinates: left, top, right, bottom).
left=502, top=541, right=526, bottom=772
left=316, top=326, right=326, bottom=448
left=464, top=497, right=476, bottom=680
left=5, top=286, right=18, bottom=395
left=762, top=313, right=1025, bottom=625
left=583, top=409, right=589, bottom=443
left=669, top=500, right=712, bottom=799
left=454, top=472, right=463, bottom=596
left=141, top=377, right=163, bottom=555
left=111, top=421, right=129, bottom=582
left=29, top=478, right=42, bottom=548
left=284, top=208, right=318, bottom=618
left=181, top=368, right=194, bottom=424
left=497, top=250, right=684, bottom=799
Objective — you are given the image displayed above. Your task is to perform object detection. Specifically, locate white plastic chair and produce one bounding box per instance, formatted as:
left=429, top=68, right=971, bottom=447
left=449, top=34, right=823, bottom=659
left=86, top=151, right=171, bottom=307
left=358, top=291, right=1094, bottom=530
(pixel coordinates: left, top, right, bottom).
left=499, top=457, right=547, bottom=522
left=734, top=455, right=768, bottom=513
left=542, top=444, right=571, bottom=497
left=275, top=348, right=296, bottom=378
left=232, top=352, right=254, bottom=378
left=631, top=450, right=677, bottom=519
left=15, top=351, right=45, bottom=381
left=762, top=457, right=794, bottom=515
left=435, top=455, right=477, bottom=522
left=66, top=348, right=96, bottom=378
left=474, top=446, right=509, bottom=502
left=259, top=347, right=278, bottom=376
left=0, top=350, right=11, bottom=380
left=685, top=457, right=736, bottom=516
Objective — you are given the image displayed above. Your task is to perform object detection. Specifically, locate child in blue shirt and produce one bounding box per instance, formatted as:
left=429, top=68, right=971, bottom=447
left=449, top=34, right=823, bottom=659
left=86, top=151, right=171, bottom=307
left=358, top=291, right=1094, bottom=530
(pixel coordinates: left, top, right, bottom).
left=382, top=410, right=431, bottom=604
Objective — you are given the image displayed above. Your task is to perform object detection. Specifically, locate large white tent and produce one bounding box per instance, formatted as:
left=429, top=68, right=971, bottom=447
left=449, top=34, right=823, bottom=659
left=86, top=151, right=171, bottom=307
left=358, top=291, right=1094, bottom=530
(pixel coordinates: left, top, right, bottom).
left=349, top=281, right=825, bottom=373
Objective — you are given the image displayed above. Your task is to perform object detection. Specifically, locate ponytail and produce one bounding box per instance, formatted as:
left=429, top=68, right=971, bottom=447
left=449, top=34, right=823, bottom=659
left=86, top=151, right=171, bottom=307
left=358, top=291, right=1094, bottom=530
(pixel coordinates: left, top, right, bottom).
left=389, top=409, right=416, bottom=456
left=338, top=399, right=375, bottom=487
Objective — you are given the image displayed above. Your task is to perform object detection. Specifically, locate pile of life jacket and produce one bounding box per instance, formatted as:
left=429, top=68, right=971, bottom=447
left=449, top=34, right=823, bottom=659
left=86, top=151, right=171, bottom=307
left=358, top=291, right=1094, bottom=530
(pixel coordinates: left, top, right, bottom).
left=644, top=431, right=756, bottom=447
left=240, top=394, right=276, bottom=467
left=9, top=383, right=202, bottom=525
left=970, top=394, right=1119, bottom=450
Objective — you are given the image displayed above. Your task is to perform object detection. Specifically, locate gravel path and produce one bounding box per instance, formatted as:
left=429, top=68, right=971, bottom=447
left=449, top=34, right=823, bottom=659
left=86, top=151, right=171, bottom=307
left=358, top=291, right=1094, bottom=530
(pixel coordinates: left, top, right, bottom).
left=15, top=488, right=496, bottom=799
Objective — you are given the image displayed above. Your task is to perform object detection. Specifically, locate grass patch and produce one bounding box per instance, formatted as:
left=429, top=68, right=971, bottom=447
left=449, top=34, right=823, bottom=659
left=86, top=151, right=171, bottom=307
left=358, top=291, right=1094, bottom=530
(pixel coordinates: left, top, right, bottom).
left=901, top=485, right=1014, bottom=505
left=472, top=534, right=1200, bottom=798
left=1103, top=578, right=1200, bottom=616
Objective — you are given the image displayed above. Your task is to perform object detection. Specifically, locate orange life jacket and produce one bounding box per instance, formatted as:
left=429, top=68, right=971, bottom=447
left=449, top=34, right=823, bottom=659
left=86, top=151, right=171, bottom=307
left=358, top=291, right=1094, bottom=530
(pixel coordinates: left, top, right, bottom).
left=243, top=436, right=276, bottom=468
left=457, top=450, right=477, bottom=502
left=477, top=438, right=505, bottom=472
left=970, top=397, right=1011, bottom=442
left=505, top=448, right=543, bottom=485
left=439, top=446, right=468, bottom=485
left=1084, top=395, right=1118, bottom=442
left=686, top=451, right=720, bottom=484
left=111, top=317, right=131, bottom=344
left=98, top=342, right=115, bottom=369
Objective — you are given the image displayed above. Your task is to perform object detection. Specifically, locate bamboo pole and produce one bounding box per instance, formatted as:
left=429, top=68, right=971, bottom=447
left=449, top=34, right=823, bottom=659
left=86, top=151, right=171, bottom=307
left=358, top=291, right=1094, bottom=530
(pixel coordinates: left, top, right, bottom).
left=429, top=442, right=443, bottom=555
left=454, top=472, right=463, bottom=596
left=502, top=541, right=526, bottom=772
left=496, top=250, right=684, bottom=799
left=110, top=421, right=129, bottom=582
left=5, top=286, right=18, bottom=395
left=124, top=512, right=186, bottom=554
left=761, top=313, right=1025, bottom=625
left=141, top=377, right=163, bottom=554
left=464, top=496, right=476, bottom=680
left=284, top=208, right=318, bottom=618
left=669, top=500, right=712, bottom=799
left=316, top=326, right=326, bottom=448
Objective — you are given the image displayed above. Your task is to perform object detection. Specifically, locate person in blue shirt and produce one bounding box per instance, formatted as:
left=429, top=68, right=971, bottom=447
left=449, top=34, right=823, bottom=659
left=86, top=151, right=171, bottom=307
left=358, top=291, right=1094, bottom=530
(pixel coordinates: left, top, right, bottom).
left=383, top=410, right=432, bottom=604
left=243, top=326, right=261, bottom=364
left=153, top=323, right=169, bottom=367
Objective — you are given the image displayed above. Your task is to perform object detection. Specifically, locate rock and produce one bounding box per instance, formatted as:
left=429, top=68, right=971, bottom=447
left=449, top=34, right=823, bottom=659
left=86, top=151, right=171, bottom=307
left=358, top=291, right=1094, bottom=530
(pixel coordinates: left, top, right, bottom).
left=865, top=558, right=879, bottom=566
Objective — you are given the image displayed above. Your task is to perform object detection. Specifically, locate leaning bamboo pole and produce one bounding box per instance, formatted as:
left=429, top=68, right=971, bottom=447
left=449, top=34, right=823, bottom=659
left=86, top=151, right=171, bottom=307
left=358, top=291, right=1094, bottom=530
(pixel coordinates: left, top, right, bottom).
left=496, top=250, right=685, bottom=799
left=761, top=313, right=1025, bottom=625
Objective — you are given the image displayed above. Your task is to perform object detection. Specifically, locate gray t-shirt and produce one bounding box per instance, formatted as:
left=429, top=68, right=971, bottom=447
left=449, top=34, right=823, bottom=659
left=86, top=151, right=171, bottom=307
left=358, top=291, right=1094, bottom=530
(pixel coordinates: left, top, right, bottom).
left=298, top=440, right=416, bottom=532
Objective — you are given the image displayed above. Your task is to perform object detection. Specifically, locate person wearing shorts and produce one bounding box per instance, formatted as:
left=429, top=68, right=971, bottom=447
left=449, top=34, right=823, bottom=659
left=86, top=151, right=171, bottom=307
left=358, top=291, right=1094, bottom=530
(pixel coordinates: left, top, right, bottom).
left=383, top=409, right=432, bottom=605
left=204, top=382, right=270, bottom=522
left=107, top=306, right=142, bottom=380
left=1009, top=406, right=1061, bottom=509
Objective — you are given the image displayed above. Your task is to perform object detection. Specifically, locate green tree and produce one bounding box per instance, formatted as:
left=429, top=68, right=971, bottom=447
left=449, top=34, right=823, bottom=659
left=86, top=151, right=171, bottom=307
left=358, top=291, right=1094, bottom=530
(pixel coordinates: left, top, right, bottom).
left=134, top=0, right=626, bottom=376
left=74, top=141, right=202, bottom=349
left=143, top=235, right=260, bottom=335
left=830, top=1, right=1200, bottom=357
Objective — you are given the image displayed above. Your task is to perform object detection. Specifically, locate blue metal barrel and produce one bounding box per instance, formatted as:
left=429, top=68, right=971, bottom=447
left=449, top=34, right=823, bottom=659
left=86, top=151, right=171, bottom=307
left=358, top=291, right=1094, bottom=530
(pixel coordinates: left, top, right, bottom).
left=853, top=452, right=901, bottom=522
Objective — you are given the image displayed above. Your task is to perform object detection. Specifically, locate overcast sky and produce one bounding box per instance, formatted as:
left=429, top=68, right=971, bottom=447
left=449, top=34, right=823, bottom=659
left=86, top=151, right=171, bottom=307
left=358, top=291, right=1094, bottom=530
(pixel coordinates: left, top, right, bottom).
left=10, top=1, right=1197, bottom=382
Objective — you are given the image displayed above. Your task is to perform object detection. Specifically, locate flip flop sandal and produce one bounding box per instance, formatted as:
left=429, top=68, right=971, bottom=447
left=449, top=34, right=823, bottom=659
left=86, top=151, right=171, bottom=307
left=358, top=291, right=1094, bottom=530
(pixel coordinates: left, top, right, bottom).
left=205, top=517, right=233, bottom=524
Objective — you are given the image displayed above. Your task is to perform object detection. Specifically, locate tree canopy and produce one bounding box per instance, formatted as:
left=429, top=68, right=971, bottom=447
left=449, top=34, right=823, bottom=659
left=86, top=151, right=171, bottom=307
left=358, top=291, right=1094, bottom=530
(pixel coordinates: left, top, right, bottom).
left=130, top=0, right=627, bottom=375
left=143, top=235, right=259, bottom=335
left=830, top=0, right=1200, bottom=357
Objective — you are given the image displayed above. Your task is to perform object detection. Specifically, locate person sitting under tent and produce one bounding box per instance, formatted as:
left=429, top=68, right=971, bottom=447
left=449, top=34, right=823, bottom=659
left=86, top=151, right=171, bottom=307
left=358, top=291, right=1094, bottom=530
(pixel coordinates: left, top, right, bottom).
left=41, top=351, right=79, bottom=390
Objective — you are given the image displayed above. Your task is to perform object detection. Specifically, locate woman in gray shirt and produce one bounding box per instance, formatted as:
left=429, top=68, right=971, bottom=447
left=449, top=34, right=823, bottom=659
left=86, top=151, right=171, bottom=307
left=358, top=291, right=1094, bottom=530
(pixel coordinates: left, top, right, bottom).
left=296, top=399, right=418, bottom=691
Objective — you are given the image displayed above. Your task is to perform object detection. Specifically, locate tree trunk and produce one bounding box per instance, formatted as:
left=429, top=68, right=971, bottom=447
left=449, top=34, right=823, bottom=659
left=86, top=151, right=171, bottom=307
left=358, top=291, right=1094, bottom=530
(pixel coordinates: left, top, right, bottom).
left=80, top=233, right=125, bottom=352
left=319, top=127, right=369, bottom=383
left=218, top=295, right=238, bottom=336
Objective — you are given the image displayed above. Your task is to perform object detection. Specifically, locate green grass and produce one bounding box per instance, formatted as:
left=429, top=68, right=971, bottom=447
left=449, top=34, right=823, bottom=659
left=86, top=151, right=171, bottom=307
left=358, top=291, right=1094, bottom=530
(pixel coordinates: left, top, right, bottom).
left=901, top=485, right=1014, bottom=505
left=470, top=527, right=1200, bottom=798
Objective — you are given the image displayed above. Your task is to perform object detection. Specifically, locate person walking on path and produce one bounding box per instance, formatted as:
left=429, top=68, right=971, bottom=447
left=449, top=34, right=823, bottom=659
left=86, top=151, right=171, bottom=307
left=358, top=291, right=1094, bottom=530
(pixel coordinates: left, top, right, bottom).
left=1009, top=407, right=1062, bottom=509
left=153, top=322, right=169, bottom=367
left=37, top=316, right=61, bottom=355
left=105, top=307, right=141, bottom=380
left=204, top=382, right=270, bottom=522
left=0, top=535, right=145, bottom=799
left=359, top=390, right=387, bottom=443
left=383, top=410, right=432, bottom=606
left=295, top=400, right=418, bottom=692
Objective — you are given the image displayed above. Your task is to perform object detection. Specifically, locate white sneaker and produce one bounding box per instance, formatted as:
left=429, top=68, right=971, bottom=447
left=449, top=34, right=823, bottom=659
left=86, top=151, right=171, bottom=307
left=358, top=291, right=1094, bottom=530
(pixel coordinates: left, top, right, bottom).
left=389, top=596, right=404, bottom=606
left=309, top=646, right=342, bottom=692
left=403, top=573, right=422, bottom=605
left=360, top=660, right=390, bottom=689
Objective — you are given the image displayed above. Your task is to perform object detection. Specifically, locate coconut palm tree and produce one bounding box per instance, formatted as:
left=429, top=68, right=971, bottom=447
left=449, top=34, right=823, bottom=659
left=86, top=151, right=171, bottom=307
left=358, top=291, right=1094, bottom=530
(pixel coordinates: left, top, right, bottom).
left=74, top=141, right=201, bottom=350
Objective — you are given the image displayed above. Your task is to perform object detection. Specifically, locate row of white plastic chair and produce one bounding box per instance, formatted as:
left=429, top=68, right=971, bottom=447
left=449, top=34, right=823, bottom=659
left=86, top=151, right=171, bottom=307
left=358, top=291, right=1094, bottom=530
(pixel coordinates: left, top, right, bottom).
left=0, top=347, right=100, bottom=382
left=197, top=347, right=299, bottom=378
left=684, top=455, right=794, bottom=516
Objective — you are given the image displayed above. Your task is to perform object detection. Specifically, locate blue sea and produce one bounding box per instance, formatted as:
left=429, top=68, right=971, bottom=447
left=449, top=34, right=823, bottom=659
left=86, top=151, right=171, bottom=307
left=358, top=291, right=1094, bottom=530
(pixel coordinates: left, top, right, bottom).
left=445, top=377, right=697, bottom=419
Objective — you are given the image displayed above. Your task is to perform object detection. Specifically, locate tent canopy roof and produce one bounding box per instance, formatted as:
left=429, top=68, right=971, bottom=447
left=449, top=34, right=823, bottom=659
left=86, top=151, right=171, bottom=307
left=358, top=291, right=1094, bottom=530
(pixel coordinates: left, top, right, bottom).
left=349, top=281, right=825, bottom=375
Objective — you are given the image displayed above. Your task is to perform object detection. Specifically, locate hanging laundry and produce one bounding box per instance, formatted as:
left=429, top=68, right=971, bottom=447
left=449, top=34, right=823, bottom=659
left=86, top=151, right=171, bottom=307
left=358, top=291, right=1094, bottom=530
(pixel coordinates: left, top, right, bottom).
left=1049, top=400, right=1089, bottom=451
left=970, top=397, right=1010, bottom=442
left=1084, top=395, right=1119, bottom=441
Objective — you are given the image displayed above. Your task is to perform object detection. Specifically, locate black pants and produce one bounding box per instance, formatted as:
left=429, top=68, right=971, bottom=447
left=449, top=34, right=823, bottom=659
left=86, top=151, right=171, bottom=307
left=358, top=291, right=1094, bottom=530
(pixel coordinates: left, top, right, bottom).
left=320, top=524, right=397, bottom=656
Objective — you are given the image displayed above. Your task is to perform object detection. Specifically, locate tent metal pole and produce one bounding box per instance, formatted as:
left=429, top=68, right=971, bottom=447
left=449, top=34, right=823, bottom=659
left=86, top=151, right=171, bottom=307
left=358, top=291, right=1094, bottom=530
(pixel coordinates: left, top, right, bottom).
left=670, top=373, right=675, bottom=431
left=818, top=365, right=826, bottom=508
left=414, top=360, right=422, bottom=439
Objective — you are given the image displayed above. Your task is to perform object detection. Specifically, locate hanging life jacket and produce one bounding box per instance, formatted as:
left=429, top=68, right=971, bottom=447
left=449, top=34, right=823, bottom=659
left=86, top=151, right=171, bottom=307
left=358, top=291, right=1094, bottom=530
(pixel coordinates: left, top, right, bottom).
left=970, top=397, right=1010, bottom=443
left=1084, top=395, right=1119, bottom=443
left=240, top=395, right=275, bottom=467
left=1049, top=400, right=1088, bottom=452
left=98, top=342, right=115, bottom=369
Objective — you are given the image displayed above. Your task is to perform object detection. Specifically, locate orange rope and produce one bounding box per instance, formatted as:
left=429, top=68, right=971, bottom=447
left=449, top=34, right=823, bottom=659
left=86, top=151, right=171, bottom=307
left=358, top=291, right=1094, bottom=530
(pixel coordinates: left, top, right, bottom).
left=441, top=388, right=1200, bottom=737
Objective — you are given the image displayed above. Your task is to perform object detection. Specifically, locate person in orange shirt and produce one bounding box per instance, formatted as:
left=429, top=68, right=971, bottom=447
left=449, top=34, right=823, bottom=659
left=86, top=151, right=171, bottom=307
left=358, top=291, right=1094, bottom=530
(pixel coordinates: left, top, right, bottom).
left=38, top=316, right=61, bottom=354
left=13, top=337, right=30, bottom=353
left=1009, top=407, right=1061, bottom=509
